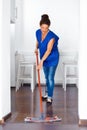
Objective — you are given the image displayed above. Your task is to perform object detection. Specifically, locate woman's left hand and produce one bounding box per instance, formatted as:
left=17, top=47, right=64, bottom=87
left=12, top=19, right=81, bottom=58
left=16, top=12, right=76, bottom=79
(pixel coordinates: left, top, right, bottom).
left=37, top=60, right=43, bottom=70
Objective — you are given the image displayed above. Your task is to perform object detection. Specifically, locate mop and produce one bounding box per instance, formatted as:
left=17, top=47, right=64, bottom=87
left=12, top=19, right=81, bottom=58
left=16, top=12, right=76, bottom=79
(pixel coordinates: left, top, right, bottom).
left=24, top=53, right=62, bottom=123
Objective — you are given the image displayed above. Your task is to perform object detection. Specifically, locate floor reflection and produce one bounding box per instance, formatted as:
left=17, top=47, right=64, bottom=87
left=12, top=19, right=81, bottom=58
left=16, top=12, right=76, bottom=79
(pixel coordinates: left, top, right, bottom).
left=46, top=103, right=53, bottom=117
left=9, top=86, right=78, bottom=124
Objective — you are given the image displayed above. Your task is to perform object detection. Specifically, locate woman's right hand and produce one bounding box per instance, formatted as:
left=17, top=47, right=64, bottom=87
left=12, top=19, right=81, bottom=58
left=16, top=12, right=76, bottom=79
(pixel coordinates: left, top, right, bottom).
left=34, top=48, right=38, bottom=55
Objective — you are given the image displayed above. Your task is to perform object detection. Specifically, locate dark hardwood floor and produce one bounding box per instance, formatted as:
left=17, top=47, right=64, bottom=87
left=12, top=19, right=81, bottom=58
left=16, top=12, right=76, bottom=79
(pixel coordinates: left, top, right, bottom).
left=8, top=84, right=79, bottom=124
left=1, top=84, right=87, bottom=129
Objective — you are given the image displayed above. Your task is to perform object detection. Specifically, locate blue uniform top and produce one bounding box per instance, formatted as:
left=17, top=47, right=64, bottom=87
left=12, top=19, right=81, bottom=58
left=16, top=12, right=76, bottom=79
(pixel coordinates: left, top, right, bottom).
left=36, top=29, right=59, bottom=67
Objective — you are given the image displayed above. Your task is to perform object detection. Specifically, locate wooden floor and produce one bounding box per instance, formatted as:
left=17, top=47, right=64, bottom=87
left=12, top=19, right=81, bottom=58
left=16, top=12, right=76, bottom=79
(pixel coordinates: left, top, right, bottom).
left=8, top=84, right=79, bottom=124
left=1, top=123, right=87, bottom=130
left=1, top=85, right=87, bottom=130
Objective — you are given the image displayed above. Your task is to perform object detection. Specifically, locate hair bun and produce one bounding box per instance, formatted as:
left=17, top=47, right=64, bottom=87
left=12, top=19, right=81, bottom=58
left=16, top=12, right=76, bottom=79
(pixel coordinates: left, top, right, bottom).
left=40, top=14, right=51, bottom=26
left=41, top=14, right=49, bottom=20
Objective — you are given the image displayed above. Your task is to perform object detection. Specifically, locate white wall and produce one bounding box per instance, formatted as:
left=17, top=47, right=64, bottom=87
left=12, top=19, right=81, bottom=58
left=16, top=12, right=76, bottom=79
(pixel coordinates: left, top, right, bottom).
left=79, top=0, right=87, bottom=120
left=15, top=0, right=24, bottom=52
left=22, top=0, right=79, bottom=52
left=0, top=0, right=11, bottom=119
left=10, top=24, right=15, bottom=86
left=11, top=0, right=79, bottom=86
left=0, top=0, right=3, bottom=119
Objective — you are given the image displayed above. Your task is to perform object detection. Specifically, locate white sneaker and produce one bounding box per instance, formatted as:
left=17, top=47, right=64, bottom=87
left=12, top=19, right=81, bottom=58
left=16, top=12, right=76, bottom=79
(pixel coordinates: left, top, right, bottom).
left=47, top=98, right=52, bottom=104
left=42, top=94, right=48, bottom=100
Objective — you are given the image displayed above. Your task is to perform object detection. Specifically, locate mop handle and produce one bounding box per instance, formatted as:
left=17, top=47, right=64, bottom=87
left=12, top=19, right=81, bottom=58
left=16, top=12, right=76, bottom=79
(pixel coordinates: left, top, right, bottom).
left=36, top=53, right=43, bottom=114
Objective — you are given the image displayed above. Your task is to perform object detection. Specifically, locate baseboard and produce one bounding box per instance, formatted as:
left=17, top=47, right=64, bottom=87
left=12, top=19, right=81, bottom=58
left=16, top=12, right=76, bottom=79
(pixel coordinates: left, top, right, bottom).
left=79, top=119, right=87, bottom=126
left=11, top=86, right=15, bottom=88
left=3, top=112, right=12, bottom=121
left=0, top=119, right=4, bottom=125
left=0, top=112, right=12, bottom=125
left=11, top=83, right=63, bottom=88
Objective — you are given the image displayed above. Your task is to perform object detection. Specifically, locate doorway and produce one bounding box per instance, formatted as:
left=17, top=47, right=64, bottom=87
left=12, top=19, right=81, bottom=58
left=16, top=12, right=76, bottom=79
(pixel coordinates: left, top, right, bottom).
left=10, top=0, right=79, bottom=125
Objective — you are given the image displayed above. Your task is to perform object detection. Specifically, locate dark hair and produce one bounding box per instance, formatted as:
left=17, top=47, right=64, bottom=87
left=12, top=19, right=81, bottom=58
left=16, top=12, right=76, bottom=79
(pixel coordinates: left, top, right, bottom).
left=40, top=14, right=51, bottom=26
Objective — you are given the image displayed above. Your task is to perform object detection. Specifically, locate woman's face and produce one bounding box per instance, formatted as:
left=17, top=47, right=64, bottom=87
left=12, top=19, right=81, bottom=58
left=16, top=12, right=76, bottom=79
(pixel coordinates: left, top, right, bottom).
left=40, top=24, right=49, bottom=34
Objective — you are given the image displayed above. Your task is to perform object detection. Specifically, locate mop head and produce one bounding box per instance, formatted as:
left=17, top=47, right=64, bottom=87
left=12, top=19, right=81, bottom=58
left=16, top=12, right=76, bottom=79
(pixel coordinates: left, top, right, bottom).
left=24, top=116, right=62, bottom=123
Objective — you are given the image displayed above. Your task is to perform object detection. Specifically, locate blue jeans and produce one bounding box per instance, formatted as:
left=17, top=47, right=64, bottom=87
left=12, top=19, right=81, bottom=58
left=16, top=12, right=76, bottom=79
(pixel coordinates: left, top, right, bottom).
left=43, top=65, right=57, bottom=98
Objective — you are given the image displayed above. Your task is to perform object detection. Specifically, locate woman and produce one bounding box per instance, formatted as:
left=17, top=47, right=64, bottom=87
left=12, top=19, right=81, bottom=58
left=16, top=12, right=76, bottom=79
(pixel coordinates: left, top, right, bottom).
left=35, top=14, right=59, bottom=104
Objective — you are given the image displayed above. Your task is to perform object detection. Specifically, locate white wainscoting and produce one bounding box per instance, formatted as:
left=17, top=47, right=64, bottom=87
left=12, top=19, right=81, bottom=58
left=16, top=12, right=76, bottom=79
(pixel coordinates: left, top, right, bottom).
left=40, top=51, right=78, bottom=85
left=11, top=51, right=78, bottom=87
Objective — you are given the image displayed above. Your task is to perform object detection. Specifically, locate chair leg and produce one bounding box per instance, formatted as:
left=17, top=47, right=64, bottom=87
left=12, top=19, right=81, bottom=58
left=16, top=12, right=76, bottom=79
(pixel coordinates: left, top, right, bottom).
left=31, top=64, right=36, bottom=93
left=63, top=65, right=66, bottom=91
left=31, top=64, right=35, bottom=93
left=16, top=63, right=21, bottom=91
left=76, top=79, right=78, bottom=88
left=63, top=64, right=65, bottom=89
left=16, top=80, right=20, bottom=91
left=64, top=78, right=66, bottom=91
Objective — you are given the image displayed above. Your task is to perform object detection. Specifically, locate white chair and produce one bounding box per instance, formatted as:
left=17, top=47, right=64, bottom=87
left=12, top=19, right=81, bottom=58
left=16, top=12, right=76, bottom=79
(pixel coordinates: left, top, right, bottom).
left=63, top=61, right=78, bottom=91
left=15, top=52, right=36, bottom=92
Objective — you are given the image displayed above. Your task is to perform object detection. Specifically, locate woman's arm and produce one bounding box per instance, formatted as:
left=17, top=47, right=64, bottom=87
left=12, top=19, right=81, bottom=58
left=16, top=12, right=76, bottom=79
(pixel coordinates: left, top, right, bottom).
left=37, top=38, right=55, bottom=69
left=35, top=41, right=39, bottom=54
left=42, top=38, right=54, bottom=62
